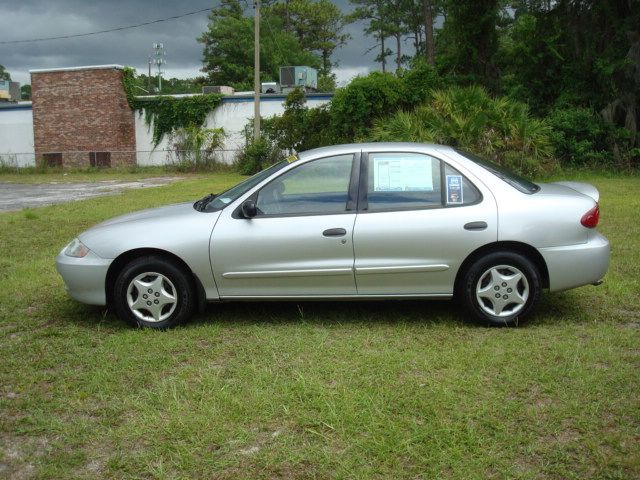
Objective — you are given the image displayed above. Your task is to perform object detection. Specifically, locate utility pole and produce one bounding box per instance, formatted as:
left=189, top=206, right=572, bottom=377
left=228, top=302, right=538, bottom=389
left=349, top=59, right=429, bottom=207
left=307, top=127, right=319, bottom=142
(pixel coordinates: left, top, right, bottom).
left=152, top=43, right=166, bottom=93
left=253, top=0, right=261, bottom=140
left=147, top=56, right=152, bottom=93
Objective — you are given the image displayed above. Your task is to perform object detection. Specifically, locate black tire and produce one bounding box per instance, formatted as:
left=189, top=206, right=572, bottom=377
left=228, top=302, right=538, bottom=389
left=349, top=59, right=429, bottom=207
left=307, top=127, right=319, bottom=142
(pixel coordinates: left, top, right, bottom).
left=458, top=251, right=541, bottom=327
left=112, top=255, right=196, bottom=329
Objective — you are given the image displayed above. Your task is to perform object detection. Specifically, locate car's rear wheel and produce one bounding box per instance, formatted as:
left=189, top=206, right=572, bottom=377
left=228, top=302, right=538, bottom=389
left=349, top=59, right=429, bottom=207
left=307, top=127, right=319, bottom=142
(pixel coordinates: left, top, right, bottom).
left=113, top=255, right=196, bottom=328
left=459, top=251, right=541, bottom=326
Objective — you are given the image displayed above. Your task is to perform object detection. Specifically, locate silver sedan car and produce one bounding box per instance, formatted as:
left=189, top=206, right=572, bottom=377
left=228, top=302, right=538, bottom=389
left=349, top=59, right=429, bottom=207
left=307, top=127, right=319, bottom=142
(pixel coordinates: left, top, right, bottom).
left=56, top=143, right=610, bottom=328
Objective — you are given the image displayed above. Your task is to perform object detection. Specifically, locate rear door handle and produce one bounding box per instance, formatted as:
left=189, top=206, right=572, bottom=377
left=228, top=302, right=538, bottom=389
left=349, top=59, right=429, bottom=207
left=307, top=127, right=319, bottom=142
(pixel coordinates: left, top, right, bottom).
left=464, top=221, right=488, bottom=231
left=323, top=228, right=347, bottom=237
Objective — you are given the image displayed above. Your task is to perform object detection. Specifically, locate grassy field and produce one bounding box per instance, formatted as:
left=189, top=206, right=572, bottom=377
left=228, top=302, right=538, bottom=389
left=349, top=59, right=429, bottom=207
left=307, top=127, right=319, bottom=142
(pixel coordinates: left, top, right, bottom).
left=0, top=166, right=228, bottom=185
left=0, top=171, right=638, bottom=479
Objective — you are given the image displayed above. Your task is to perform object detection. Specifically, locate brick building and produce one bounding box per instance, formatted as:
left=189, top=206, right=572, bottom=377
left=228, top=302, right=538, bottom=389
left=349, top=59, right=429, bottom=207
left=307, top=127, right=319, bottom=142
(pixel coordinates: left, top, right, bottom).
left=0, top=64, right=333, bottom=168
left=30, top=65, right=135, bottom=167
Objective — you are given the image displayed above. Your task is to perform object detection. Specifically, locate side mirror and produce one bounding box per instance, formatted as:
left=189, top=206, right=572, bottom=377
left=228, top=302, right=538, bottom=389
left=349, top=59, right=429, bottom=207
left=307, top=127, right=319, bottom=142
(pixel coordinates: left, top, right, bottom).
left=241, top=199, right=257, bottom=219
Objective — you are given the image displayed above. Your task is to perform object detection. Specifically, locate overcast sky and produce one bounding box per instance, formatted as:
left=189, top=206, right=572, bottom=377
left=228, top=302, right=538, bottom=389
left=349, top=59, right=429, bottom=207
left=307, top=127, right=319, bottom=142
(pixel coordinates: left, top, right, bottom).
left=0, top=0, right=381, bottom=87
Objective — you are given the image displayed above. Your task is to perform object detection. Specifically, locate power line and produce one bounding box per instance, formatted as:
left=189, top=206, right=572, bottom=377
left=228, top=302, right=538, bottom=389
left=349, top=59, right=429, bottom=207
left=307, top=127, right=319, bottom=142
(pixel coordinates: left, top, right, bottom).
left=0, top=7, right=211, bottom=45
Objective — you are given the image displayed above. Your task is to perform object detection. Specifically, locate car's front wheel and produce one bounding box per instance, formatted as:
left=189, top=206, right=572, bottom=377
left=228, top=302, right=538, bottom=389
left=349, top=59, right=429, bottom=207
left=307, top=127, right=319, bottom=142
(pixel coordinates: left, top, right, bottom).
left=459, top=252, right=541, bottom=326
left=112, top=255, right=196, bottom=328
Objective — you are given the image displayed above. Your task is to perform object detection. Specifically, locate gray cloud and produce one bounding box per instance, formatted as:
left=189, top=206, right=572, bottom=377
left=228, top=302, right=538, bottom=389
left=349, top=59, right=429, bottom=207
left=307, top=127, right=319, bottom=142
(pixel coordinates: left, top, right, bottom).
left=0, top=0, right=384, bottom=86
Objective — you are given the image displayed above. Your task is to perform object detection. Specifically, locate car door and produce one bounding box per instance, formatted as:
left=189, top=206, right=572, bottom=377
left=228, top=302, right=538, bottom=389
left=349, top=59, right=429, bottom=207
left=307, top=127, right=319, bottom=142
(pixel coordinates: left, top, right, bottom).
left=353, top=150, right=497, bottom=296
left=210, top=153, right=359, bottom=298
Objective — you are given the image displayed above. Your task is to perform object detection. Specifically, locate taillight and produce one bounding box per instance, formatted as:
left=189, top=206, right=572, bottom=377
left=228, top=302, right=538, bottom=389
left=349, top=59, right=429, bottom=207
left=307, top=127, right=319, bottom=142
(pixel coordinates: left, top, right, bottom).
left=581, top=203, right=600, bottom=228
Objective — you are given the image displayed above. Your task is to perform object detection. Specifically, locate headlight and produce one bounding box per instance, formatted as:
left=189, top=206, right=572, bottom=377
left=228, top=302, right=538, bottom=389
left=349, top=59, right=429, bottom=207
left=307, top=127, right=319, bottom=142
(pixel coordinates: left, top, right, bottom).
left=64, top=238, right=90, bottom=258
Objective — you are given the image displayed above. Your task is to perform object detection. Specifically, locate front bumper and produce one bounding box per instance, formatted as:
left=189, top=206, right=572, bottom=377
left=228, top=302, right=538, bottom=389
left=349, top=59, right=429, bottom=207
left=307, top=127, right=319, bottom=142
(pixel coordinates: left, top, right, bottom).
left=539, top=232, right=610, bottom=292
left=55, top=250, right=112, bottom=306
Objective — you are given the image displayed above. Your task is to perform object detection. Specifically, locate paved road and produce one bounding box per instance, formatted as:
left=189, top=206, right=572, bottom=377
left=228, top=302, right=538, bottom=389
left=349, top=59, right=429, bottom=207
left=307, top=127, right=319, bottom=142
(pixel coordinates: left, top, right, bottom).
left=0, top=177, right=182, bottom=212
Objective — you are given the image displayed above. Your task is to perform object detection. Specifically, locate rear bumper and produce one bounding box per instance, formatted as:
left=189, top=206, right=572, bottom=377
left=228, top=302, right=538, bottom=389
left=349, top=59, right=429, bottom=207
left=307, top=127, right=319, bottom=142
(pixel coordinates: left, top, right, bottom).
left=55, top=250, right=112, bottom=306
left=539, top=232, right=610, bottom=292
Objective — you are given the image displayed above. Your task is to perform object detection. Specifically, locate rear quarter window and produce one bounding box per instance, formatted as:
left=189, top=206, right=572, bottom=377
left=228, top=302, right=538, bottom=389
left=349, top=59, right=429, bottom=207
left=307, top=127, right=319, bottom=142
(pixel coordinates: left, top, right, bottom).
left=444, top=164, right=481, bottom=205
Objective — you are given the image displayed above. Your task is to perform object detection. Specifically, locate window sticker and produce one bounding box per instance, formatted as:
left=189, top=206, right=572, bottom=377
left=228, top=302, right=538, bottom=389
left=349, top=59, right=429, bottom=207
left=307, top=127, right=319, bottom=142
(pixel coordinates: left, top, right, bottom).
left=446, top=175, right=463, bottom=204
left=372, top=155, right=433, bottom=192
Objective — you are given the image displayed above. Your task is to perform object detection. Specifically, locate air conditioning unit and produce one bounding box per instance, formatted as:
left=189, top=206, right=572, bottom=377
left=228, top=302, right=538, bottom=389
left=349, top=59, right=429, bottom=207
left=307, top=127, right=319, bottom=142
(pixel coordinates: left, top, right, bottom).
left=0, top=80, right=20, bottom=102
left=279, top=66, right=317, bottom=92
left=202, top=85, right=235, bottom=95
left=261, top=82, right=278, bottom=94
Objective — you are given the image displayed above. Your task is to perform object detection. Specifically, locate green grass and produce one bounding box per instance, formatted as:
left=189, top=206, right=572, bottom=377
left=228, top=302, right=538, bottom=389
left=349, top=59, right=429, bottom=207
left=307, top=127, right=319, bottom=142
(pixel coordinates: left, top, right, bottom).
left=0, top=172, right=638, bottom=479
left=0, top=166, right=235, bottom=184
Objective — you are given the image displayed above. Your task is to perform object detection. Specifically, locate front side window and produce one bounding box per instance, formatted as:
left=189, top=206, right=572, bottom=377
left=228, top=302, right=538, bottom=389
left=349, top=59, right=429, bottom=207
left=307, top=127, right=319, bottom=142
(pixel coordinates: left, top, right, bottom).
left=366, top=153, right=442, bottom=211
left=205, top=161, right=288, bottom=211
left=256, top=154, right=353, bottom=215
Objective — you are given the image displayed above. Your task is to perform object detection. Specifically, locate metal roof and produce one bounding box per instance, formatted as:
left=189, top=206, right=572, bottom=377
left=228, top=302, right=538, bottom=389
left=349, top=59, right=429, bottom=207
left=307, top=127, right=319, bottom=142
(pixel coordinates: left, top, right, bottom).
left=0, top=101, right=32, bottom=110
left=133, top=92, right=334, bottom=103
left=29, top=65, right=124, bottom=74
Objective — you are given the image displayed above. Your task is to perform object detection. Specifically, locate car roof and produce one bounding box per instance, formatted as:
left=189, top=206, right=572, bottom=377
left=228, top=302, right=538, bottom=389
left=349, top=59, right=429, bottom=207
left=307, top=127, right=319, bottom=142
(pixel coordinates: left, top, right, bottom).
left=297, top=142, right=456, bottom=162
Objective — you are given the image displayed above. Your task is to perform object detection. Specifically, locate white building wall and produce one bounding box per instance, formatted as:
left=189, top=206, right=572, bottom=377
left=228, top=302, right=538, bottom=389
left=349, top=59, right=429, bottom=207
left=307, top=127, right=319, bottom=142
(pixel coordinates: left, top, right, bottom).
left=134, top=110, right=173, bottom=166
left=1, top=95, right=332, bottom=167
left=0, top=106, right=35, bottom=167
left=135, top=95, right=332, bottom=166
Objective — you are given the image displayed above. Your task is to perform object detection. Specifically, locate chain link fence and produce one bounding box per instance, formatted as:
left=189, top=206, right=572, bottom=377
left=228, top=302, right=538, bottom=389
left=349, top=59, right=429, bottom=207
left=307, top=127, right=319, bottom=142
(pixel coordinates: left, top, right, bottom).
left=0, top=148, right=243, bottom=170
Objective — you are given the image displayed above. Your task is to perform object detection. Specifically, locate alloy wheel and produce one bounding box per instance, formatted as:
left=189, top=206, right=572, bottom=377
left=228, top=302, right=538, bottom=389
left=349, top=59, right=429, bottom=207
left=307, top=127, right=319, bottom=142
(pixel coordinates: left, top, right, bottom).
left=475, top=264, right=529, bottom=317
left=126, top=272, right=178, bottom=323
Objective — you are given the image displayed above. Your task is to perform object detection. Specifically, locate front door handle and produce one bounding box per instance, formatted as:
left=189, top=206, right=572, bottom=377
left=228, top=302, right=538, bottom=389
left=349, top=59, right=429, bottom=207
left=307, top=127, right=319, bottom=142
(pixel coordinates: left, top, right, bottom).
left=464, top=221, right=488, bottom=231
left=323, top=228, right=347, bottom=237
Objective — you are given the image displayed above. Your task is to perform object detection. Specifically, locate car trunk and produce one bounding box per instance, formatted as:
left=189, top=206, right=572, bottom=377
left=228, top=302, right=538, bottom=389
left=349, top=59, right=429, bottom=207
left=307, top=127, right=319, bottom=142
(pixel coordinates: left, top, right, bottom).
left=540, top=181, right=600, bottom=202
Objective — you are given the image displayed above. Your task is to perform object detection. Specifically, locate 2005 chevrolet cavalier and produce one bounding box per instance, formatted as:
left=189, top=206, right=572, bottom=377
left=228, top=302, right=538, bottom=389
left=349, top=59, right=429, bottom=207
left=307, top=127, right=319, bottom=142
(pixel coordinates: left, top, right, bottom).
left=56, top=143, right=610, bottom=328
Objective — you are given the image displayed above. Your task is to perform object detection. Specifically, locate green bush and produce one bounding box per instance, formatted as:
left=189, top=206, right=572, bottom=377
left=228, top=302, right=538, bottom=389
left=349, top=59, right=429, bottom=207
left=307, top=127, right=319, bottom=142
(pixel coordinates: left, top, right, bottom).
left=262, top=88, right=335, bottom=153
left=624, top=148, right=640, bottom=168
left=261, top=88, right=307, bottom=153
left=329, top=72, right=407, bottom=141
left=317, top=73, right=337, bottom=92
left=168, top=126, right=226, bottom=172
left=234, top=137, right=282, bottom=175
left=371, top=85, right=554, bottom=176
left=301, top=106, right=335, bottom=150
left=249, top=66, right=445, bottom=157
left=400, top=59, right=444, bottom=107
left=547, top=107, right=623, bottom=167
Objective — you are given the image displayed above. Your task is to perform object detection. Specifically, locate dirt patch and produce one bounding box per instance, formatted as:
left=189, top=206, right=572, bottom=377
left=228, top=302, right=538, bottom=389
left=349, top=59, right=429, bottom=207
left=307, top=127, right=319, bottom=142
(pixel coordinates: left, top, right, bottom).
left=237, top=429, right=283, bottom=456
left=0, top=434, right=50, bottom=480
left=513, top=454, right=546, bottom=480
left=0, top=177, right=182, bottom=212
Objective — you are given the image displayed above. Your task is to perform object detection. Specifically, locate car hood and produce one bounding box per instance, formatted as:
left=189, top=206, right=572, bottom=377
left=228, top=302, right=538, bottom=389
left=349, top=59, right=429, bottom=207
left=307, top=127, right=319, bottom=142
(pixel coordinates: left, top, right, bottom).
left=537, top=181, right=599, bottom=202
left=78, top=202, right=221, bottom=259
left=92, top=201, right=196, bottom=228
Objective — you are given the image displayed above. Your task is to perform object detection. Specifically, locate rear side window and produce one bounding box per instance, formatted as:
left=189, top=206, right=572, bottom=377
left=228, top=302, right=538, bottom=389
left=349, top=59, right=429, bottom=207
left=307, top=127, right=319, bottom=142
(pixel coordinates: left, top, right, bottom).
left=364, top=152, right=481, bottom=211
left=366, top=153, right=442, bottom=211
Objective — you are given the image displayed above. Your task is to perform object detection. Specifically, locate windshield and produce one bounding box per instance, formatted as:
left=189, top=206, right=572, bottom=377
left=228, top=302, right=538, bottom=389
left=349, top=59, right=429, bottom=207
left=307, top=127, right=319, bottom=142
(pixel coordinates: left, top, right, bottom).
left=455, top=149, right=540, bottom=194
left=204, top=161, right=288, bottom=211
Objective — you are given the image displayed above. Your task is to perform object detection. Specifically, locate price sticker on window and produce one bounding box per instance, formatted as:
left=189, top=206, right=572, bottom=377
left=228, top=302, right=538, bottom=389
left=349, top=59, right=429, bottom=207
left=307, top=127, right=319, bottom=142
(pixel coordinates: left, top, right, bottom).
left=446, top=175, right=463, bottom=204
left=372, top=155, right=434, bottom=192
